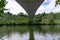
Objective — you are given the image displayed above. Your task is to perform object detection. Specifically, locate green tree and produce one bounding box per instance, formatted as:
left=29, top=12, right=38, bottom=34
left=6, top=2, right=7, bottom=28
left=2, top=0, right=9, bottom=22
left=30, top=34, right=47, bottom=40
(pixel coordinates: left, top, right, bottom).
left=18, top=12, right=24, bottom=16
left=41, top=14, right=54, bottom=24
left=0, top=0, right=6, bottom=16
left=56, top=0, right=60, bottom=5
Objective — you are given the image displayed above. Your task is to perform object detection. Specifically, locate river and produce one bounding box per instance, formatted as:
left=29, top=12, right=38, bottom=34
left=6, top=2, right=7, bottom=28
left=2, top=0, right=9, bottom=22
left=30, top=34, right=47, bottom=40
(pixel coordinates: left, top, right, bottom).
left=0, top=25, right=60, bottom=40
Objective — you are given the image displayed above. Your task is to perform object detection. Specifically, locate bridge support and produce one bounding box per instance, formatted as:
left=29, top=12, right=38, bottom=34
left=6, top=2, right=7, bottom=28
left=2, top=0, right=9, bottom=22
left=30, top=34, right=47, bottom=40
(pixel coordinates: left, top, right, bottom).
left=16, top=0, right=44, bottom=23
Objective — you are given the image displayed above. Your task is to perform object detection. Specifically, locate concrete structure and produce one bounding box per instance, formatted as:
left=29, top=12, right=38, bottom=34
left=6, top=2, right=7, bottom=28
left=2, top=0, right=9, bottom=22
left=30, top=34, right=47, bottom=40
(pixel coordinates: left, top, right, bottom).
left=16, top=0, right=44, bottom=22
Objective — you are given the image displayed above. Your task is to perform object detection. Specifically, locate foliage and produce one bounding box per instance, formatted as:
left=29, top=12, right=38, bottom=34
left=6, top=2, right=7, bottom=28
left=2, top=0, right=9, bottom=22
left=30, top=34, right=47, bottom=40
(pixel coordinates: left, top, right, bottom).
left=0, top=0, right=6, bottom=9
left=56, top=0, right=60, bottom=5
left=0, top=12, right=60, bottom=24
left=34, top=13, right=45, bottom=24
left=34, top=13, right=60, bottom=24
left=0, top=0, right=7, bottom=16
left=0, top=12, right=30, bottom=24
left=41, top=14, right=54, bottom=24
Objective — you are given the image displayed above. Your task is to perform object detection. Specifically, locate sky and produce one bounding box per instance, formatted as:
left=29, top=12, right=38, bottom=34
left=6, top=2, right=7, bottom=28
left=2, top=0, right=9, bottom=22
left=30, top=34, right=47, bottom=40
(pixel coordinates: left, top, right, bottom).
left=5, top=0, right=60, bottom=15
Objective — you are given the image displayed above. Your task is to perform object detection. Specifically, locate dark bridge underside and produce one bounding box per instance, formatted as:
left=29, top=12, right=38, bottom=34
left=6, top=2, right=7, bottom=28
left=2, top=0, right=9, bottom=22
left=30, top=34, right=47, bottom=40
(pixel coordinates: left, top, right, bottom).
left=16, top=0, right=44, bottom=22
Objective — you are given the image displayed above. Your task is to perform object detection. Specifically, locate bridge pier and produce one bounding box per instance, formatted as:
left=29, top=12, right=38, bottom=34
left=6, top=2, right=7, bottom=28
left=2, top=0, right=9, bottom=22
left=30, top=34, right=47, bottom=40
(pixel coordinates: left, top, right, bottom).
left=16, top=0, right=44, bottom=23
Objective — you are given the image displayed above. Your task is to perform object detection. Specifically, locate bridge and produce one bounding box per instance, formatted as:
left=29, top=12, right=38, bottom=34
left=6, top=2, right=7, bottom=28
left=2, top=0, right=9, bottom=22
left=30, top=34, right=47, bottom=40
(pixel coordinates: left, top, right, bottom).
left=16, top=0, right=44, bottom=23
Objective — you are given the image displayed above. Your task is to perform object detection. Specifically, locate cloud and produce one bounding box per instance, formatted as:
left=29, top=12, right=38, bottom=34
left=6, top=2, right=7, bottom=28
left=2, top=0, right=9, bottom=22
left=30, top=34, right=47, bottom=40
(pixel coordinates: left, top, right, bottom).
left=43, top=0, right=50, bottom=5
left=5, top=0, right=27, bottom=15
left=5, top=0, right=60, bottom=15
left=52, top=5, right=60, bottom=13
left=35, top=0, right=56, bottom=15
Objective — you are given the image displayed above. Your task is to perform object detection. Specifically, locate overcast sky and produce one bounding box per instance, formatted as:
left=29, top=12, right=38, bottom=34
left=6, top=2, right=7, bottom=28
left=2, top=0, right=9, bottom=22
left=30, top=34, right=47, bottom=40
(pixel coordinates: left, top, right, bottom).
left=5, top=0, right=60, bottom=15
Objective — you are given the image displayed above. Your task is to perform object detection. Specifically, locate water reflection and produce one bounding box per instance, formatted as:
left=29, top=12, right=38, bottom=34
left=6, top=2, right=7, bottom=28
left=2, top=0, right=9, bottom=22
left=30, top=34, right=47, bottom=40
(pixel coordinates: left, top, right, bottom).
left=1, top=32, right=29, bottom=40
left=29, top=26, right=34, bottom=40
left=34, top=32, right=60, bottom=40
left=0, top=25, right=60, bottom=40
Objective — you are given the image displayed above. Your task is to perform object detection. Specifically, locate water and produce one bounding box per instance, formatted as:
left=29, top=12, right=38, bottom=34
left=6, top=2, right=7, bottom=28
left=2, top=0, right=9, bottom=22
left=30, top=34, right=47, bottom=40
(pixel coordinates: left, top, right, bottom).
left=0, top=25, right=60, bottom=40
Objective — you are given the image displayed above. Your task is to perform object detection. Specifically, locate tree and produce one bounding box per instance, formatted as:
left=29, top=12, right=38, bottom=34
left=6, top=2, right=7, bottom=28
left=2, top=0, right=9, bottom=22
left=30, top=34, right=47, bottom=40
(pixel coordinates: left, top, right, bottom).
left=56, top=0, right=60, bottom=5
left=0, top=0, right=7, bottom=16
left=18, top=12, right=25, bottom=16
